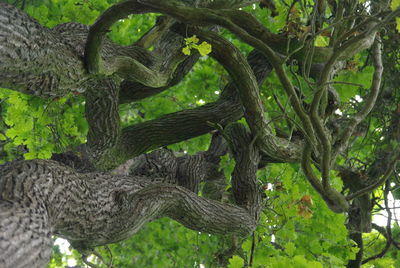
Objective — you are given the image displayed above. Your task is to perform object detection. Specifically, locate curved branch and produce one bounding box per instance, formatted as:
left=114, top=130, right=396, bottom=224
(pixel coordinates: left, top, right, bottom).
left=171, top=24, right=303, bottom=162
left=84, top=78, right=121, bottom=165
left=0, top=3, right=87, bottom=97
left=118, top=18, right=204, bottom=103
left=224, top=123, right=263, bottom=219
left=84, top=0, right=259, bottom=87
left=0, top=121, right=262, bottom=266
left=346, top=153, right=400, bottom=201
left=84, top=1, right=147, bottom=74
left=301, top=143, right=349, bottom=213
left=334, top=40, right=383, bottom=157
left=0, top=3, right=196, bottom=99
left=92, top=47, right=274, bottom=169
left=84, top=1, right=189, bottom=88
left=137, top=0, right=320, bottom=152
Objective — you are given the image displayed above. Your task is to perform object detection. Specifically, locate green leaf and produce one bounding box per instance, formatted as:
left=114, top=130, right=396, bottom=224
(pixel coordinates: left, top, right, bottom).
left=196, top=41, right=212, bottom=56
left=228, top=256, right=244, bottom=268
left=242, top=239, right=253, bottom=252
left=185, top=35, right=199, bottom=45
left=391, top=0, right=400, bottom=10
left=285, top=242, right=296, bottom=256
left=182, top=46, right=191, bottom=55
left=24, top=151, right=37, bottom=160
left=314, top=35, right=328, bottom=47
left=6, top=128, right=18, bottom=139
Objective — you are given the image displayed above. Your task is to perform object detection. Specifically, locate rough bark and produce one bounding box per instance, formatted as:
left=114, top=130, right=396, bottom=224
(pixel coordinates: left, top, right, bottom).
left=0, top=2, right=266, bottom=266
left=0, top=0, right=398, bottom=267
left=0, top=123, right=261, bottom=267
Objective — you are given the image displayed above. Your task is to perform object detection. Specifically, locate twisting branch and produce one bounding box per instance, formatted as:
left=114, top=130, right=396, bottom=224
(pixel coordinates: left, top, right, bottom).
left=79, top=1, right=286, bottom=169
left=82, top=0, right=383, bottom=213
left=308, top=33, right=375, bottom=192
left=334, top=40, right=383, bottom=157
left=84, top=1, right=145, bottom=74
left=84, top=78, right=121, bottom=167
left=84, top=0, right=265, bottom=84
left=177, top=26, right=303, bottom=162
left=0, top=2, right=189, bottom=98
left=84, top=1, right=186, bottom=87
left=224, top=123, right=263, bottom=219
left=0, top=127, right=263, bottom=267
left=305, top=13, right=383, bottom=193
left=91, top=47, right=275, bottom=169
left=139, top=0, right=318, bottom=148
left=346, top=153, right=400, bottom=201
left=119, top=17, right=201, bottom=103
left=301, top=143, right=349, bottom=213
left=134, top=0, right=314, bottom=160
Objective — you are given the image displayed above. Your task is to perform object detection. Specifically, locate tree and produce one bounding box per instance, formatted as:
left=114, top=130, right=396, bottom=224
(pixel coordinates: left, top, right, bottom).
left=1, top=0, right=400, bottom=267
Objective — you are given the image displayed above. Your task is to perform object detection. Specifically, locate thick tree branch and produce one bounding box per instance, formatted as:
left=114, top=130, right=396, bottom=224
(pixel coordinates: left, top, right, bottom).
left=137, top=0, right=324, bottom=156
left=171, top=24, right=301, bottom=161
left=84, top=0, right=187, bottom=87
left=84, top=78, right=121, bottom=166
left=224, top=123, right=263, bottom=219
left=0, top=3, right=196, bottom=100
left=0, top=3, right=87, bottom=97
left=83, top=0, right=259, bottom=87
left=90, top=46, right=274, bottom=169
left=1, top=120, right=262, bottom=267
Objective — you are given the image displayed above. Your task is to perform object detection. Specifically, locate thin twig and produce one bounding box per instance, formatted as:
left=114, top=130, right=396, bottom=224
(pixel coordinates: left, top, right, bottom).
left=347, top=152, right=400, bottom=201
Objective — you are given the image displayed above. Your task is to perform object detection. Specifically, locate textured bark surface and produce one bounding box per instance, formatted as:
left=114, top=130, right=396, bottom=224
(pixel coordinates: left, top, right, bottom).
left=0, top=129, right=260, bottom=267
left=0, top=2, right=264, bottom=266
left=0, top=0, right=396, bottom=267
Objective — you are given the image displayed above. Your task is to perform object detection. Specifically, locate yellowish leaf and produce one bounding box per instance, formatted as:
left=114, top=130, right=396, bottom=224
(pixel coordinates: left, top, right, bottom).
left=197, top=41, right=212, bottom=56
left=314, top=35, right=328, bottom=47
left=185, top=35, right=199, bottom=45
left=182, top=46, right=191, bottom=55
left=391, top=0, right=400, bottom=10
left=397, top=17, right=400, bottom=32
